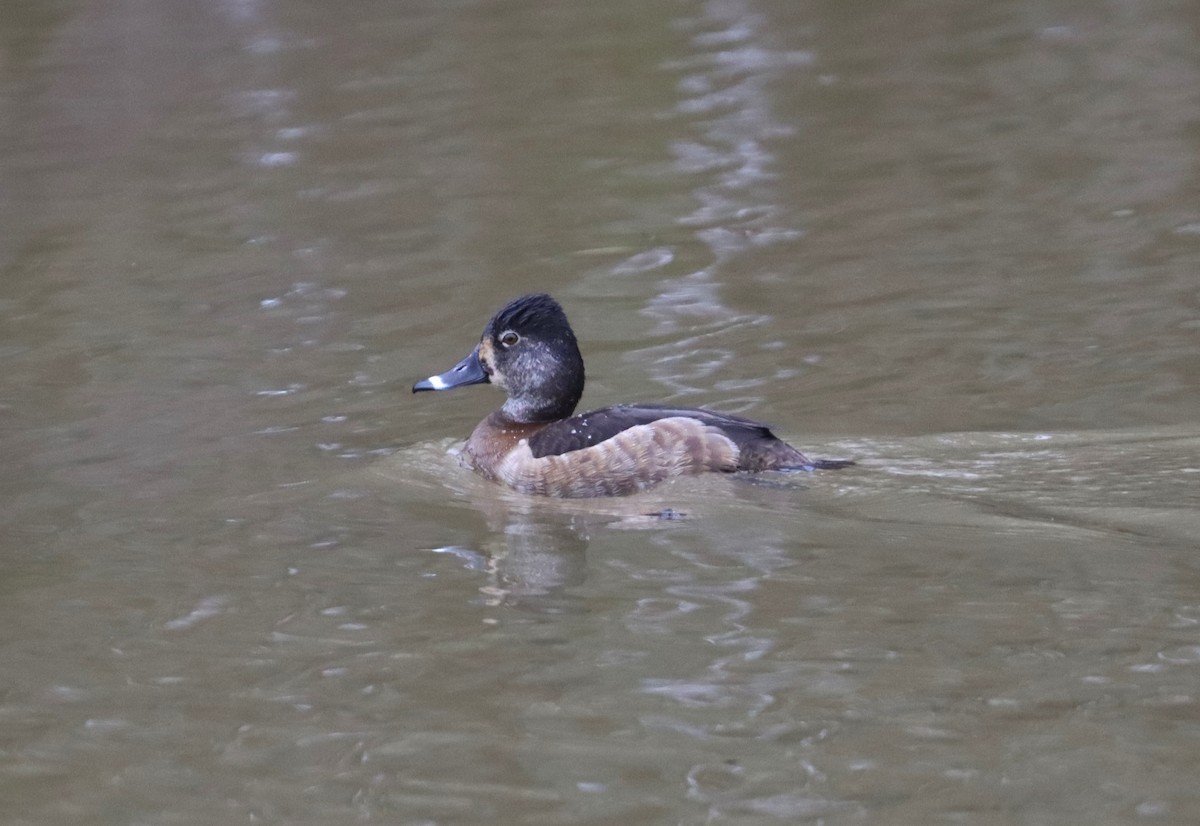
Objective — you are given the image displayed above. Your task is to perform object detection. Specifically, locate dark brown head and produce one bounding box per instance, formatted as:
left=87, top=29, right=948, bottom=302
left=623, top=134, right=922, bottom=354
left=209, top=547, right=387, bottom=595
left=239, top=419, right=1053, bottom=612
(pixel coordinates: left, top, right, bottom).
left=413, top=293, right=585, bottom=423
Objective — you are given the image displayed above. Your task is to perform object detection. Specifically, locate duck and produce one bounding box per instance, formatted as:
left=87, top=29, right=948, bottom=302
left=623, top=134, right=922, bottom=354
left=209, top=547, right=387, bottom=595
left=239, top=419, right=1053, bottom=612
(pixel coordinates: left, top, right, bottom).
left=413, top=293, right=852, bottom=497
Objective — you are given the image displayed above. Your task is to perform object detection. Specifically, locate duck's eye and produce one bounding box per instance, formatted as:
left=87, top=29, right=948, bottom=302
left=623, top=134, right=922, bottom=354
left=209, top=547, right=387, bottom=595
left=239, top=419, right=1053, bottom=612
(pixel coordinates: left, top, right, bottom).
left=499, top=331, right=520, bottom=348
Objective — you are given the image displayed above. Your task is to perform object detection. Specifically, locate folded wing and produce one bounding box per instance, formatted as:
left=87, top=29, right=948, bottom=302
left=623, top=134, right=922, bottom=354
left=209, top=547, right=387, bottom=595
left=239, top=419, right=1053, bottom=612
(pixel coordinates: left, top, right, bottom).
left=527, top=403, right=815, bottom=471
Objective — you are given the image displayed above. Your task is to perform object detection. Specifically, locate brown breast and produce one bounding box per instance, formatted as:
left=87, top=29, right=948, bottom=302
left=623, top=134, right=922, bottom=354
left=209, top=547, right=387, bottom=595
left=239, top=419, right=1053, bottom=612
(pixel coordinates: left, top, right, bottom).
left=463, top=412, right=544, bottom=482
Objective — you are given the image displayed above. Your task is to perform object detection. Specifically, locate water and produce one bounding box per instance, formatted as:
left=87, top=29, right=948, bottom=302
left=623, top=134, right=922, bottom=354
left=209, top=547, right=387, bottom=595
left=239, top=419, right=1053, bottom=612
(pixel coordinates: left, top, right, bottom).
left=2, top=0, right=1198, bottom=823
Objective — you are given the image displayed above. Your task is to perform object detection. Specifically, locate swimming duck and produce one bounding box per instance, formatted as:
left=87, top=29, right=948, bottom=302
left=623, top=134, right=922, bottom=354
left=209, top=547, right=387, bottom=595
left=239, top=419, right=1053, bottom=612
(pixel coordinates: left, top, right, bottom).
left=413, top=293, right=852, bottom=497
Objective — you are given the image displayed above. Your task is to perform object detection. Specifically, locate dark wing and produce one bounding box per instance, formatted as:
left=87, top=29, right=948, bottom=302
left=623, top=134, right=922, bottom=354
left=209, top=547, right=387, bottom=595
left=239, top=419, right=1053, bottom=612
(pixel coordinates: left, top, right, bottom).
left=526, top=403, right=782, bottom=460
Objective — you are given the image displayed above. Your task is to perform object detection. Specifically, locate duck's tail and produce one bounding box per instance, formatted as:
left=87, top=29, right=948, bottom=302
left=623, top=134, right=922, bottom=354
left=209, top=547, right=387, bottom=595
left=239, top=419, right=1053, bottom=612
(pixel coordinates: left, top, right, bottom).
left=809, top=458, right=855, bottom=470
left=735, top=437, right=854, bottom=473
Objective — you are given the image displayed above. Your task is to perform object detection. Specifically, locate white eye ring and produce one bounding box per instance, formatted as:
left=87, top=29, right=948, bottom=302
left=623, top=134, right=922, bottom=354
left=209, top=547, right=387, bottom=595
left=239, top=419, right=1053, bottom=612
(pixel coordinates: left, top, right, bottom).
left=499, top=330, right=520, bottom=347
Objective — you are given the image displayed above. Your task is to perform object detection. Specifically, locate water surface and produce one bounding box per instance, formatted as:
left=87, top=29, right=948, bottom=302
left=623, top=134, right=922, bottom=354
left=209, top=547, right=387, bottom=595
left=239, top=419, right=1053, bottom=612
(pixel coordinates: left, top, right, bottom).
left=2, top=0, right=1199, bottom=823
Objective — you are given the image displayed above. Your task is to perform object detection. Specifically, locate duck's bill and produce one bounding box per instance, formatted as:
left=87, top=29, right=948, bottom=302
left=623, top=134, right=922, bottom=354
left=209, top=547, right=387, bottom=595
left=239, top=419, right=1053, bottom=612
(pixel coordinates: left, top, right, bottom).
left=412, top=349, right=489, bottom=392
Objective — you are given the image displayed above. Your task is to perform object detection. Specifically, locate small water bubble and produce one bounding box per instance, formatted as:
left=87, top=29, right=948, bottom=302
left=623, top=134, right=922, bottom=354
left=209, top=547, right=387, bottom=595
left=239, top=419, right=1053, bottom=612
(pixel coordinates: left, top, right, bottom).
left=905, top=725, right=955, bottom=740
left=1157, top=645, right=1200, bottom=664
left=612, top=247, right=675, bottom=274
left=50, top=685, right=87, bottom=702
left=1038, top=25, right=1075, bottom=40
left=258, top=151, right=298, bottom=168
left=944, top=768, right=979, bottom=781
left=84, top=719, right=128, bottom=733
left=249, top=36, right=282, bottom=54
left=164, top=595, right=229, bottom=630
left=694, top=23, right=752, bottom=47
left=1136, top=800, right=1170, bottom=817
left=234, top=88, right=294, bottom=114
left=1150, top=694, right=1193, bottom=706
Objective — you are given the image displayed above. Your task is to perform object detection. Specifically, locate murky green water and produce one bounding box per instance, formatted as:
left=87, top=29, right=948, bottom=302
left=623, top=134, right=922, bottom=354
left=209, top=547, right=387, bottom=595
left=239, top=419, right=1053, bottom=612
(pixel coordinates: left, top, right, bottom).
left=3, top=0, right=1198, bottom=823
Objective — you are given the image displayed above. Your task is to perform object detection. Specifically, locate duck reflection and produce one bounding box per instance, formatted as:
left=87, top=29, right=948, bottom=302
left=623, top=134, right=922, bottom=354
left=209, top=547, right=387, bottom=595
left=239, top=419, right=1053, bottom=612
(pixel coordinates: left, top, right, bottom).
left=373, top=435, right=812, bottom=610
left=428, top=480, right=695, bottom=610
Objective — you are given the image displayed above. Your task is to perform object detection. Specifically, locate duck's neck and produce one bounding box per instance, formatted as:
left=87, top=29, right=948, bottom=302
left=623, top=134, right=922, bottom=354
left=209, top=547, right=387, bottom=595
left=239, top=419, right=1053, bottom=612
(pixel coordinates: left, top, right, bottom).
left=501, top=393, right=578, bottom=424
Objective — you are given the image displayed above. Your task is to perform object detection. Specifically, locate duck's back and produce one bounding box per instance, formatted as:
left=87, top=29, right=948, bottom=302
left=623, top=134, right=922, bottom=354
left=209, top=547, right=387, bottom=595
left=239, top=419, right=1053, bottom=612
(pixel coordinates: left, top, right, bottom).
left=527, top=403, right=815, bottom=472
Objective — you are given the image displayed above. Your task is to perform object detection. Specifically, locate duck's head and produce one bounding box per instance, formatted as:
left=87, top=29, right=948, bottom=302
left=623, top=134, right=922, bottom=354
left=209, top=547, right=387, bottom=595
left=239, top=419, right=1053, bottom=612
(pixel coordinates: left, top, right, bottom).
left=413, top=293, right=585, bottom=423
